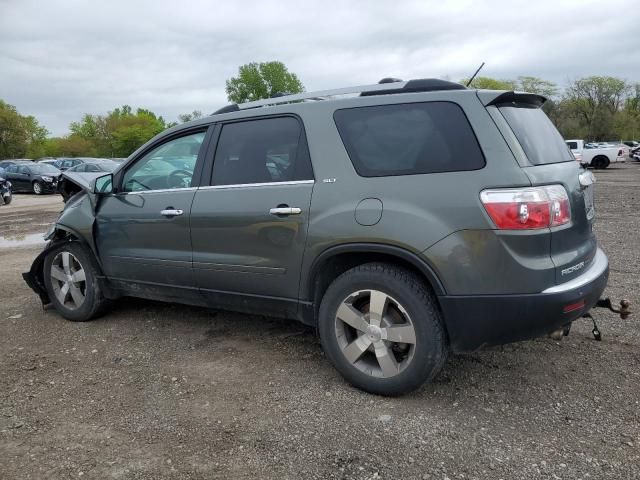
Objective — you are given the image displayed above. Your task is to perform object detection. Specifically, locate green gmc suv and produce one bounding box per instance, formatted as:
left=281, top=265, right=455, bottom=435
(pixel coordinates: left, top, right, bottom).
left=24, top=78, right=609, bottom=395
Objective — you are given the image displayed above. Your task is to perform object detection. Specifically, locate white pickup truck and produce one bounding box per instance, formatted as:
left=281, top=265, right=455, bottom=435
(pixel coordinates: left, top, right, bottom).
left=565, top=139, right=625, bottom=169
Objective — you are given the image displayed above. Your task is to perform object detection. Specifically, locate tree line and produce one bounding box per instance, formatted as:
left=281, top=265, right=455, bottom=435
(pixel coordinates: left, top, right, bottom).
left=1, top=62, right=639, bottom=160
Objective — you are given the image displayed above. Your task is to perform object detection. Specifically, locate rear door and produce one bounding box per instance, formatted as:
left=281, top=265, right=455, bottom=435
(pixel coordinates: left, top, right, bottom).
left=494, top=100, right=597, bottom=285
left=190, top=116, right=314, bottom=315
left=95, top=128, right=210, bottom=295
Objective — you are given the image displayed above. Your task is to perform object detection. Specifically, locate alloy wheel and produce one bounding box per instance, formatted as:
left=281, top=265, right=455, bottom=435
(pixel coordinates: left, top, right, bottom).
left=33, top=182, right=42, bottom=194
left=334, top=289, right=417, bottom=378
left=50, top=251, right=86, bottom=309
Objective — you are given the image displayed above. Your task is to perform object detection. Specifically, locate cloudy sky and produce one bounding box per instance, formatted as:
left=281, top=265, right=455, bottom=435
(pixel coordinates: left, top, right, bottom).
left=1, top=0, right=639, bottom=135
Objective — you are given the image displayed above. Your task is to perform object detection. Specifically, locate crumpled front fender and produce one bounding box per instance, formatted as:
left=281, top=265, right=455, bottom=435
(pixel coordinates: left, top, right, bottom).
left=22, top=239, right=70, bottom=306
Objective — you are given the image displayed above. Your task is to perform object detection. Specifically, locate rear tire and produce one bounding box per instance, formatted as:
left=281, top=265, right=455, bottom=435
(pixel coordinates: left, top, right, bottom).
left=591, top=156, right=609, bottom=169
left=43, top=242, right=109, bottom=322
left=32, top=181, right=43, bottom=195
left=2, top=193, right=11, bottom=205
left=318, top=263, right=447, bottom=396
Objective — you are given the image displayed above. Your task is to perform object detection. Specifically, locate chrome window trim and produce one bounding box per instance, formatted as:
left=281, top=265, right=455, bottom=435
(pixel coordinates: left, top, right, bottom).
left=198, top=179, right=315, bottom=191
left=115, top=187, right=198, bottom=196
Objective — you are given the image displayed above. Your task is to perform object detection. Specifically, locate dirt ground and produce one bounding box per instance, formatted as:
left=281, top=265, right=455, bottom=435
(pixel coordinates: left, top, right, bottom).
left=1, top=165, right=639, bottom=480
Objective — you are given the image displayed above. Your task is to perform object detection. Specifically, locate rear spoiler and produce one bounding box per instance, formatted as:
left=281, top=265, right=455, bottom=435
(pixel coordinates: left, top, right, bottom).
left=476, top=90, right=547, bottom=108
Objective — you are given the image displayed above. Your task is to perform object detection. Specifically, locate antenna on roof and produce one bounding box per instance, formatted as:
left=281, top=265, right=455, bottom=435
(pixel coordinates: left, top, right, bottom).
left=465, top=62, right=485, bottom=87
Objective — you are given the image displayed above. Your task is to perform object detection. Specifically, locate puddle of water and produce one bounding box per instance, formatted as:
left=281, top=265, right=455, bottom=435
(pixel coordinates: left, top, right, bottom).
left=0, top=232, right=46, bottom=248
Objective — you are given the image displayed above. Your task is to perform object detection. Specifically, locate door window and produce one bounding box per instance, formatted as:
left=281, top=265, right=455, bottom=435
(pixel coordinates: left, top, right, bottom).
left=211, top=117, right=313, bottom=186
left=5, top=165, right=17, bottom=173
left=19, top=166, right=30, bottom=174
left=122, top=131, right=206, bottom=192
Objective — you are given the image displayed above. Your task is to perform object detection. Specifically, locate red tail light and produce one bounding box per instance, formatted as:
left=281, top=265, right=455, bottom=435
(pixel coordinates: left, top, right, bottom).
left=480, top=185, right=571, bottom=230
left=618, top=149, right=623, bottom=156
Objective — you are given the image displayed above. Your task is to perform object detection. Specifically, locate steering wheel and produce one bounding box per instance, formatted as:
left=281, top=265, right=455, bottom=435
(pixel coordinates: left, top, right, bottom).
left=167, top=169, right=193, bottom=189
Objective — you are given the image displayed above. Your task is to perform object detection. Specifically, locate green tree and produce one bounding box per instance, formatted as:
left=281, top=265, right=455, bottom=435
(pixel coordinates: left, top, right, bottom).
left=460, top=76, right=517, bottom=90
left=516, top=76, right=558, bottom=98
left=0, top=100, right=49, bottom=158
left=178, top=110, right=203, bottom=123
left=225, top=61, right=304, bottom=104
left=562, top=76, right=630, bottom=140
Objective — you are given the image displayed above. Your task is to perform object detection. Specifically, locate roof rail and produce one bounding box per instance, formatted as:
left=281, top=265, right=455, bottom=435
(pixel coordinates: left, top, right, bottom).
left=211, top=78, right=466, bottom=114
left=237, top=81, right=409, bottom=109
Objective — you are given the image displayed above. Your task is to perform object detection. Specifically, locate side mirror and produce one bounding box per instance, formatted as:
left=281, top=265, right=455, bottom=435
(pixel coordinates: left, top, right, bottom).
left=93, top=174, right=114, bottom=194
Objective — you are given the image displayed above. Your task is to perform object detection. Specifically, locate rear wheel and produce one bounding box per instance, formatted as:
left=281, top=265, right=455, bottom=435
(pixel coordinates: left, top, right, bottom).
left=43, top=242, right=109, bottom=321
left=32, top=181, right=43, bottom=195
left=591, top=156, right=609, bottom=169
left=1, top=193, right=11, bottom=205
left=319, top=263, right=447, bottom=395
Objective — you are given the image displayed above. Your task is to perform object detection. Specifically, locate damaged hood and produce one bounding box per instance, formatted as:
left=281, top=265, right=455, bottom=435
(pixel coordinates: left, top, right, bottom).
left=60, top=171, right=105, bottom=192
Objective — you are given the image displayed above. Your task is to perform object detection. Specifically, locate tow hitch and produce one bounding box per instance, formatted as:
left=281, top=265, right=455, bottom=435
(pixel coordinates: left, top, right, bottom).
left=582, top=298, right=632, bottom=341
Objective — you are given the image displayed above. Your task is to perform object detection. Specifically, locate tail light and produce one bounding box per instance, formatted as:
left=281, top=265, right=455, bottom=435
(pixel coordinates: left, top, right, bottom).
left=573, top=152, right=583, bottom=163
left=480, top=185, right=571, bottom=230
left=618, top=149, right=623, bottom=156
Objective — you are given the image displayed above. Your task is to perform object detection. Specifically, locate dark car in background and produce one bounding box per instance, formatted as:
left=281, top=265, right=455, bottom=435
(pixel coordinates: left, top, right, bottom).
left=0, top=159, right=31, bottom=175
left=67, top=159, right=119, bottom=173
left=2, top=162, right=61, bottom=194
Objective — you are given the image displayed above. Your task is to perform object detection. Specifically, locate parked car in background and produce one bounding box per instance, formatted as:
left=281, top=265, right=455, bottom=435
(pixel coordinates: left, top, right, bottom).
left=67, top=159, right=119, bottom=173
left=0, top=173, right=12, bottom=205
left=54, top=158, right=87, bottom=171
left=565, top=139, right=624, bottom=169
left=623, top=140, right=639, bottom=149
left=37, top=158, right=60, bottom=167
left=0, top=159, right=31, bottom=174
left=2, top=162, right=61, bottom=194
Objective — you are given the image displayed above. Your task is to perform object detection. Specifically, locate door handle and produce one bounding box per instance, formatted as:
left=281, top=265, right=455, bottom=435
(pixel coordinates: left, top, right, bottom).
left=161, top=209, right=184, bottom=217
left=269, top=207, right=302, bottom=216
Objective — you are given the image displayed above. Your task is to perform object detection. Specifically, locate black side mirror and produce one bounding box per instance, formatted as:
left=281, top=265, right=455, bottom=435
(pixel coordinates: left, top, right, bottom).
left=93, top=174, right=114, bottom=194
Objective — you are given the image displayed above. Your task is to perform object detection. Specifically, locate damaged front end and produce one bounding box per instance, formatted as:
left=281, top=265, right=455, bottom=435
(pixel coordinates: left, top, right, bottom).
left=23, top=171, right=106, bottom=306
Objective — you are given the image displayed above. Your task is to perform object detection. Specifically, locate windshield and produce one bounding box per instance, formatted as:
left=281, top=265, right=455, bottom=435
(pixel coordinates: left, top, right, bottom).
left=30, top=164, right=61, bottom=174
left=499, top=106, right=574, bottom=165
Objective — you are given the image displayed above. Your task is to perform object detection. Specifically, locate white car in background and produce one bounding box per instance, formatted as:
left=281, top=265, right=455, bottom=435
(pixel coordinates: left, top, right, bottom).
left=565, top=139, right=625, bottom=169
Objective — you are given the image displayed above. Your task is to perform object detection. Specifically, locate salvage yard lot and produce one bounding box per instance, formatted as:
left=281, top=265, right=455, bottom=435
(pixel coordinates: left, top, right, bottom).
left=1, top=164, right=639, bottom=479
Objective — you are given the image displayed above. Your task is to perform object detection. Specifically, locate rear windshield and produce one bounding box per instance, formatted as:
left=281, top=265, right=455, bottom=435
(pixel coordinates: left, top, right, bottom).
left=499, top=105, right=573, bottom=165
left=334, top=102, right=485, bottom=177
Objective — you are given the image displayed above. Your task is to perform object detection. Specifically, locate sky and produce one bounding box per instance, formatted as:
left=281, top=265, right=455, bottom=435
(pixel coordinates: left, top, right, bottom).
left=1, top=0, right=639, bottom=136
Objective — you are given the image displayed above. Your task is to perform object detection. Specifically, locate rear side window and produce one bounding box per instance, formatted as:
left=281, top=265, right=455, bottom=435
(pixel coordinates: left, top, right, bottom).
left=333, top=102, right=485, bottom=177
left=499, top=106, right=574, bottom=165
left=566, top=141, right=578, bottom=150
left=212, top=117, right=313, bottom=186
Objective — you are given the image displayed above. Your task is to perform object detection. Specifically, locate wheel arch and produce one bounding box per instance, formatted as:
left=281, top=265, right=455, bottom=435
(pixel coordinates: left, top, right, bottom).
left=301, top=243, right=446, bottom=326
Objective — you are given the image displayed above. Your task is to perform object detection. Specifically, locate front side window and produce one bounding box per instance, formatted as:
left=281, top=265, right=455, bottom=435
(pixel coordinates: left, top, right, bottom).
left=211, top=117, right=312, bottom=186
left=122, top=131, right=205, bottom=192
left=19, top=166, right=30, bottom=174
left=334, top=102, right=485, bottom=177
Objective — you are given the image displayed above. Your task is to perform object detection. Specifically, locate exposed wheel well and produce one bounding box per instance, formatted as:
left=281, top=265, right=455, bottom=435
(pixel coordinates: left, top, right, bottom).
left=307, top=249, right=445, bottom=325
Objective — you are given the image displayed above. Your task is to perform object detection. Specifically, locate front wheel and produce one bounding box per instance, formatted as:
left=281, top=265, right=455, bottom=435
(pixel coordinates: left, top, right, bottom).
left=43, top=242, right=109, bottom=321
left=32, top=181, right=43, bottom=195
left=318, top=263, right=447, bottom=396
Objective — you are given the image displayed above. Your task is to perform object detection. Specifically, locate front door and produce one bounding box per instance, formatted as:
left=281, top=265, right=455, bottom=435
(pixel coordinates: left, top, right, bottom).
left=95, top=129, right=208, bottom=296
left=190, top=116, right=314, bottom=316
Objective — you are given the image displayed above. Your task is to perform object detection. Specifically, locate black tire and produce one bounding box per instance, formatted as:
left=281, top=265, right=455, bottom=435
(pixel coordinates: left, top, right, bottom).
left=591, top=156, right=609, bottom=169
left=43, top=242, right=109, bottom=322
left=318, top=263, right=447, bottom=396
left=32, top=181, right=44, bottom=195
left=2, top=193, right=11, bottom=205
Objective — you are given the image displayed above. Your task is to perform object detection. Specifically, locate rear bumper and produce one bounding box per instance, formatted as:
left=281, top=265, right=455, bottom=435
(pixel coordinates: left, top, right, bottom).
left=440, top=248, right=609, bottom=353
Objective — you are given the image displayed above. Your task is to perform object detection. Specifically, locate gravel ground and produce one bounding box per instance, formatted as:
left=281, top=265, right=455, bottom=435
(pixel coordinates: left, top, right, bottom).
left=1, top=164, right=639, bottom=479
